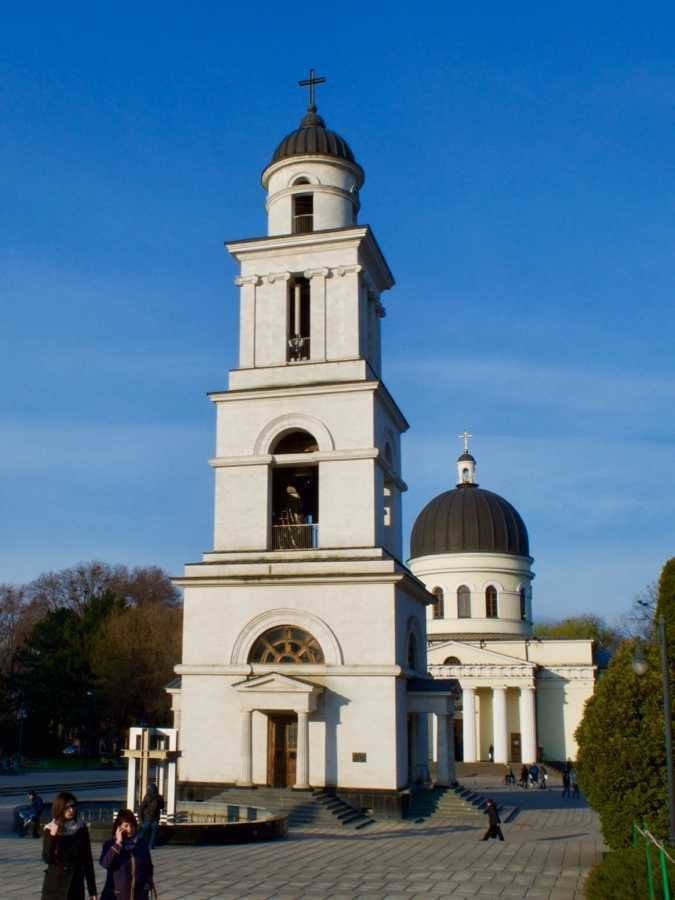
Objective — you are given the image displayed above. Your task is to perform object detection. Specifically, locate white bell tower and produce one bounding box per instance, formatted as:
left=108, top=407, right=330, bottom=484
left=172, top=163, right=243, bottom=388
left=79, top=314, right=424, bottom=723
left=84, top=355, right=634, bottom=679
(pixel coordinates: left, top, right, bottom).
left=173, top=77, right=451, bottom=808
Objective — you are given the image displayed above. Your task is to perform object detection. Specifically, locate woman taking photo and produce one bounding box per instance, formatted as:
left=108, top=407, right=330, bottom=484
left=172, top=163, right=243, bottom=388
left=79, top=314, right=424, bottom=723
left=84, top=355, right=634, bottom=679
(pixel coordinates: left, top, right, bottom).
left=41, top=791, right=97, bottom=900
left=100, top=809, right=154, bottom=900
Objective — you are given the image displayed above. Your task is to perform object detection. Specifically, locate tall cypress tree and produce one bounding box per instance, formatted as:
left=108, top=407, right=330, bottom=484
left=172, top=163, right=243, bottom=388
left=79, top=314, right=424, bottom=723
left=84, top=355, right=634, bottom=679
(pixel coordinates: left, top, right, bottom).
left=576, top=557, right=675, bottom=848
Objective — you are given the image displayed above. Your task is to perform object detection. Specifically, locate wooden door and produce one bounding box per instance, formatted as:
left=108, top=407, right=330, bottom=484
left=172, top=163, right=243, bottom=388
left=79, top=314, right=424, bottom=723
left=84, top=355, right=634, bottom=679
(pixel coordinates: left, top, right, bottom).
left=510, top=732, right=522, bottom=763
left=267, top=714, right=297, bottom=787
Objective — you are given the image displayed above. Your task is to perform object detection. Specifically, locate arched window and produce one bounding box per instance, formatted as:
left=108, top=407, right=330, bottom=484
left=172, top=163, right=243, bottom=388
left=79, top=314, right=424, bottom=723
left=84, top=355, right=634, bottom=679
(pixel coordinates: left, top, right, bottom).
left=407, top=632, right=417, bottom=670
left=443, top=656, right=461, bottom=665
left=431, top=587, right=444, bottom=619
left=457, top=585, right=471, bottom=618
left=485, top=586, right=498, bottom=619
left=248, top=625, right=324, bottom=664
left=292, top=177, right=311, bottom=185
left=272, top=429, right=319, bottom=454
left=519, top=586, right=527, bottom=621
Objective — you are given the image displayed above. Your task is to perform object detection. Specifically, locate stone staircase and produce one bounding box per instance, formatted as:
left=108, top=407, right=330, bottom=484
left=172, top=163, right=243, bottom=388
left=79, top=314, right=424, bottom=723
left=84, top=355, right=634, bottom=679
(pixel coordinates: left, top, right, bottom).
left=206, top=787, right=374, bottom=830
left=405, top=785, right=517, bottom=825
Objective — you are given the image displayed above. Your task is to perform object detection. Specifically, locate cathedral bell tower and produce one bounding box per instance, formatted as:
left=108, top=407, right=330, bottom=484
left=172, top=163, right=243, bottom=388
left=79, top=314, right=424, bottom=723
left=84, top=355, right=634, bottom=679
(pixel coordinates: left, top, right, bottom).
left=173, top=76, right=453, bottom=806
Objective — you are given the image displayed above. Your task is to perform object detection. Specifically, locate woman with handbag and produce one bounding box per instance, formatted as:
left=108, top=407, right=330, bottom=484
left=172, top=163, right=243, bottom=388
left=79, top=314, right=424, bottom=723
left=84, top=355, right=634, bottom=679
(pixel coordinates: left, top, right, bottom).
left=41, top=792, right=97, bottom=900
left=99, top=809, right=155, bottom=900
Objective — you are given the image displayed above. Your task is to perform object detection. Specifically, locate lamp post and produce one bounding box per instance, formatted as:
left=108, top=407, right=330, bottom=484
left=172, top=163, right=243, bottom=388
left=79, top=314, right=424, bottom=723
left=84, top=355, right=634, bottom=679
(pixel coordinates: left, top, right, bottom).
left=633, top=614, right=675, bottom=845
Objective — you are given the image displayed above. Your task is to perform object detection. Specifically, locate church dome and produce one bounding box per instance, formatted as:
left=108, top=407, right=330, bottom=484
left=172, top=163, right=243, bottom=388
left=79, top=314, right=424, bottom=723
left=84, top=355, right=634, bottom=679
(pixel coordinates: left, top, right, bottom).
left=410, top=447, right=530, bottom=559
left=269, top=106, right=361, bottom=170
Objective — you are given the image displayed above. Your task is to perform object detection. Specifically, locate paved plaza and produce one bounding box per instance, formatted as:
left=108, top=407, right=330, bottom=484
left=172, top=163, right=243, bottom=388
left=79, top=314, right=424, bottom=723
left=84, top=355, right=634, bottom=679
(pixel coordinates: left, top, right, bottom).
left=0, top=774, right=603, bottom=899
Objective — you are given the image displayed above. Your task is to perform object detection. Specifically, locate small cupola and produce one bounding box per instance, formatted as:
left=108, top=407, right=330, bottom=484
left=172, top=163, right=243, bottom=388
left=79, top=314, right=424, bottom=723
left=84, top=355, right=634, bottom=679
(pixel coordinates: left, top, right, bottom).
left=456, top=431, right=477, bottom=486
left=261, top=71, right=365, bottom=236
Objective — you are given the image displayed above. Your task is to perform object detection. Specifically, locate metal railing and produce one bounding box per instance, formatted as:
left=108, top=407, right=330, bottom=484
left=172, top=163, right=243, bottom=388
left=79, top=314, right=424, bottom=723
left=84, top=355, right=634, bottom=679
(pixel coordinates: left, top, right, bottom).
left=292, top=214, right=313, bottom=234
left=633, top=822, right=673, bottom=899
left=271, top=524, right=319, bottom=550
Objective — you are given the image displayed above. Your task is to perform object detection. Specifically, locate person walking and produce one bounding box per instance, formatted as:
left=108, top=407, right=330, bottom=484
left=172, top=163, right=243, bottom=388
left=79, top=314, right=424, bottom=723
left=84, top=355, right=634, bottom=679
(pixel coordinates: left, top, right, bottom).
left=138, top=783, right=164, bottom=850
left=504, top=765, right=515, bottom=786
left=519, top=764, right=529, bottom=788
left=100, top=809, right=154, bottom=900
left=481, top=799, right=504, bottom=841
left=17, top=789, right=44, bottom=837
left=562, top=769, right=571, bottom=799
left=41, top=791, right=97, bottom=900
left=570, top=767, right=580, bottom=799
left=540, top=765, right=549, bottom=790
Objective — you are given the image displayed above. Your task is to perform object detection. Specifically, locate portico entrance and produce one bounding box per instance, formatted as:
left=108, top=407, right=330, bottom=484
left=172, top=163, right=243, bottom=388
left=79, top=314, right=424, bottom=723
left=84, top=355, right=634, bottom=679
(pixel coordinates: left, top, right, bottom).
left=268, top=713, right=297, bottom=787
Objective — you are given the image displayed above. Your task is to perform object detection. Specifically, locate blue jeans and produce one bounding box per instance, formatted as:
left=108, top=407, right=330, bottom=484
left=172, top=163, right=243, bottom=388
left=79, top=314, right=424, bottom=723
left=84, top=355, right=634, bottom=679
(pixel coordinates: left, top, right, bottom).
left=139, top=820, right=158, bottom=849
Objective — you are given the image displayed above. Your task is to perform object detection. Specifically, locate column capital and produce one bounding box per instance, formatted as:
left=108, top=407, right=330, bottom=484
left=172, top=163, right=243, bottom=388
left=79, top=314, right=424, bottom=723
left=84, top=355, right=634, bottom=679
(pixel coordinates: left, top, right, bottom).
left=332, top=264, right=363, bottom=278
left=265, top=271, right=292, bottom=284
left=303, top=267, right=330, bottom=279
left=234, top=275, right=261, bottom=287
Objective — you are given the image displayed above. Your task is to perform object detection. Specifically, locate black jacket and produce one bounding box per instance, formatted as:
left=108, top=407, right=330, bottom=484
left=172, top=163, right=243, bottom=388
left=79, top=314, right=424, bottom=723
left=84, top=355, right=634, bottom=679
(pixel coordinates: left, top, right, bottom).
left=41, top=823, right=97, bottom=900
left=139, top=792, right=164, bottom=824
left=486, top=804, right=501, bottom=827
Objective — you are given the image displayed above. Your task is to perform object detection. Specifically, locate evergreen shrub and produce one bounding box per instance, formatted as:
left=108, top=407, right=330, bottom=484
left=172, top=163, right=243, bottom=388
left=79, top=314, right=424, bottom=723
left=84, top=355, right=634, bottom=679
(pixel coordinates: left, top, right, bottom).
left=585, top=847, right=675, bottom=900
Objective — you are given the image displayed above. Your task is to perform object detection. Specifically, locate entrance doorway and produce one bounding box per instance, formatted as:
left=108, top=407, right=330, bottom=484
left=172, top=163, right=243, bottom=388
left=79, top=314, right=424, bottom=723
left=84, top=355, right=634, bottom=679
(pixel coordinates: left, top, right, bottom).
left=510, top=732, right=522, bottom=763
left=267, top=714, right=297, bottom=787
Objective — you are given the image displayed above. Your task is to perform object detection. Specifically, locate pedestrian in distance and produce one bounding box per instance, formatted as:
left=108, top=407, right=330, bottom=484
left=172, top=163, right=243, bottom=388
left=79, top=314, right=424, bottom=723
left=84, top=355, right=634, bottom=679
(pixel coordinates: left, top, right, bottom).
left=519, top=764, right=529, bottom=788
left=100, top=809, right=154, bottom=900
left=529, top=762, right=539, bottom=788
left=539, top=765, right=549, bottom=790
left=488, top=744, right=494, bottom=763
left=504, top=765, right=516, bottom=785
left=41, top=791, right=97, bottom=900
left=481, top=799, right=505, bottom=841
left=138, top=782, right=165, bottom=850
left=562, top=769, right=571, bottom=799
left=570, top=767, right=580, bottom=799
left=17, top=789, right=44, bottom=837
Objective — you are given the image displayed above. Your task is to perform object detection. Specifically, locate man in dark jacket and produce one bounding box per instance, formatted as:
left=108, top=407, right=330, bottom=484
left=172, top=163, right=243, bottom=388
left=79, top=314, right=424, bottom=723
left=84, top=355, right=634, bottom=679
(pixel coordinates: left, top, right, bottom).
left=16, top=789, right=44, bottom=837
left=481, top=799, right=505, bottom=841
left=139, top=783, right=164, bottom=849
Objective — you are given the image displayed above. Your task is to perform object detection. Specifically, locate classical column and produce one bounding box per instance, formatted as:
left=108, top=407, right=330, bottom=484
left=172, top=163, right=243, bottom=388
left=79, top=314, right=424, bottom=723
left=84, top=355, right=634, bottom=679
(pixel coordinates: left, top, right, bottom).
left=294, top=710, right=310, bottom=789
left=234, top=275, right=260, bottom=368
left=238, top=709, right=253, bottom=786
left=436, top=713, right=451, bottom=785
left=492, top=687, right=508, bottom=764
left=519, top=685, right=537, bottom=763
left=462, top=687, right=477, bottom=762
left=304, top=268, right=329, bottom=361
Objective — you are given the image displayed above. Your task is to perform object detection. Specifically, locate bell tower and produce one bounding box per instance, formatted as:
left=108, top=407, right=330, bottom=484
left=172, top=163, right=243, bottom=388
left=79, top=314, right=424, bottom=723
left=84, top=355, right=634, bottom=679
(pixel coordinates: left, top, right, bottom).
left=213, top=77, right=403, bottom=558
left=173, top=77, right=447, bottom=805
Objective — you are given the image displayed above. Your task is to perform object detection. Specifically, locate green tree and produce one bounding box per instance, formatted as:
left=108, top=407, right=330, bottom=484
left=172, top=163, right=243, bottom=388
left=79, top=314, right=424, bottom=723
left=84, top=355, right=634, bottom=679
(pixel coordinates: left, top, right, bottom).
left=576, top=557, right=675, bottom=848
left=534, top=614, right=621, bottom=652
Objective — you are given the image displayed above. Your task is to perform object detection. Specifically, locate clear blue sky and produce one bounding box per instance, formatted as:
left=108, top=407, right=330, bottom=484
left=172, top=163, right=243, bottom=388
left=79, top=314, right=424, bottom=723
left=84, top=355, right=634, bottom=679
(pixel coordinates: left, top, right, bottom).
left=2, top=3, right=674, bottom=623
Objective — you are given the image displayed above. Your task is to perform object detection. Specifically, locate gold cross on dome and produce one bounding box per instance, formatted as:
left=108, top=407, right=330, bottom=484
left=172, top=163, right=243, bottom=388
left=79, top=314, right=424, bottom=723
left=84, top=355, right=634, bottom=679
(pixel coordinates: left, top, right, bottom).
left=298, top=68, right=326, bottom=108
left=457, top=430, right=472, bottom=453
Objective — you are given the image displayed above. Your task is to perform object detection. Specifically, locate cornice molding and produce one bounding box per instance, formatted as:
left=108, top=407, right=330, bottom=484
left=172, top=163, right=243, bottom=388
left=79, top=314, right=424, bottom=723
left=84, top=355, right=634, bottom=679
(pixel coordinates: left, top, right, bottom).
left=234, top=275, right=261, bottom=287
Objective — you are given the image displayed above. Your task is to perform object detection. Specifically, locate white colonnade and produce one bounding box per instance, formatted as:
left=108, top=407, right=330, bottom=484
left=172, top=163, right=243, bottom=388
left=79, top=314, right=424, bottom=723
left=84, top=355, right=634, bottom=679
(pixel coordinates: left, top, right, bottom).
left=460, top=683, right=537, bottom=764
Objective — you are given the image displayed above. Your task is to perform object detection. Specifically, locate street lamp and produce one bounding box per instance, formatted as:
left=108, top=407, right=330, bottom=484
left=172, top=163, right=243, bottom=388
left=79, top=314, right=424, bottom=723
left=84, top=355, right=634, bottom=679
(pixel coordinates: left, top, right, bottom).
left=632, top=614, right=675, bottom=845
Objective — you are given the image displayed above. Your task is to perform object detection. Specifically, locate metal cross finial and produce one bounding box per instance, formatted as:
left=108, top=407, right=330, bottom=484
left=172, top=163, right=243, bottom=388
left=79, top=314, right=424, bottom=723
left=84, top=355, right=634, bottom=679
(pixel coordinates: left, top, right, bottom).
left=458, top=430, right=472, bottom=453
left=298, top=68, right=326, bottom=108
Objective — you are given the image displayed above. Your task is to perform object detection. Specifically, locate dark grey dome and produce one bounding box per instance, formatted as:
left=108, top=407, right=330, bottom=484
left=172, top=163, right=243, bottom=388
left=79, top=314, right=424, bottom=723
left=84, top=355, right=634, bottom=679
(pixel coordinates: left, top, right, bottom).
left=410, top=484, right=530, bottom=558
left=269, top=106, right=361, bottom=170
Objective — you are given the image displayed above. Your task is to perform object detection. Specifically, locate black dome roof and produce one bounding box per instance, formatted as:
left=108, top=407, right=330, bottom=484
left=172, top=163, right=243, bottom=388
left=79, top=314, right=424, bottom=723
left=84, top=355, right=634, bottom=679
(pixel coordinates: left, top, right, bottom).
left=269, top=106, right=361, bottom=170
left=410, top=484, right=530, bottom=559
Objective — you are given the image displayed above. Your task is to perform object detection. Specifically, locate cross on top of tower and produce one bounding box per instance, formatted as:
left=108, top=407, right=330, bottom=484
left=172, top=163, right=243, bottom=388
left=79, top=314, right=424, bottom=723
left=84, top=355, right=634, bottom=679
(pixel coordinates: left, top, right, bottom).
left=457, top=430, right=473, bottom=453
left=298, top=68, right=326, bottom=109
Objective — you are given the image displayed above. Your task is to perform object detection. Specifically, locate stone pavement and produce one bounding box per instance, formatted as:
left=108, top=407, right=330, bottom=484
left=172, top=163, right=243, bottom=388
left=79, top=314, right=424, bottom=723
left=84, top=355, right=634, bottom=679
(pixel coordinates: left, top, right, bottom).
left=0, top=779, right=603, bottom=899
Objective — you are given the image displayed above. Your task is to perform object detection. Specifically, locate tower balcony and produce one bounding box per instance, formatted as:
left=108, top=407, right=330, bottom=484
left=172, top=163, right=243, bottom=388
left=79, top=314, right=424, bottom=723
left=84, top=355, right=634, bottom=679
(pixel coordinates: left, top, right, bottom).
left=271, top=523, right=319, bottom=550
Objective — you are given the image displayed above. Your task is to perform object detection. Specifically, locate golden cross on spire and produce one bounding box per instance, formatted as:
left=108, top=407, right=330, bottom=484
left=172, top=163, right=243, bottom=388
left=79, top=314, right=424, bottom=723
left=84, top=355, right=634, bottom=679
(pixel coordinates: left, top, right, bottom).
left=298, top=68, right=326, bottom=108
left=457, top=430, right=472, bottom=453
